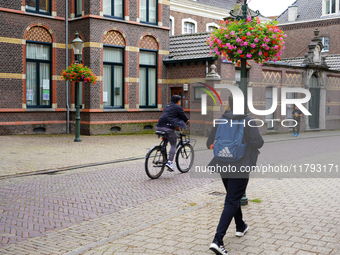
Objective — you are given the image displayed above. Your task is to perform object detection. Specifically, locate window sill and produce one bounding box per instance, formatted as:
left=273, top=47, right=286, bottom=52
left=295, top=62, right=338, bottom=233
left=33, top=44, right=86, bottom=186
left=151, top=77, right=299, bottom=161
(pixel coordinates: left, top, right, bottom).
left=26, top=108, right=54, bottom=112
left=139, top=108, right=162, bottom=112
left=103, top=108, right=128, bottom=112
left=24, top=11, right=55, bottom=19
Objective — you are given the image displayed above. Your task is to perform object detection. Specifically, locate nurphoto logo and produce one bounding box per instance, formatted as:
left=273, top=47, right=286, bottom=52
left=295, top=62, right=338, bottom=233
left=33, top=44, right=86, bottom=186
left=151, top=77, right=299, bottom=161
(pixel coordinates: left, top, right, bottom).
left=200, top=83, right=312, bottom=128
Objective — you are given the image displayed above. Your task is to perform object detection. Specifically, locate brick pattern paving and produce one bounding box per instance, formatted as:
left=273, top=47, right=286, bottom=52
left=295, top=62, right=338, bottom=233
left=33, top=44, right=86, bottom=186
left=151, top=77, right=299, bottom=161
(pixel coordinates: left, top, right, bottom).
left=0, top=158, right=216, bottom=250
left=81, top=178, right=340, bottom=255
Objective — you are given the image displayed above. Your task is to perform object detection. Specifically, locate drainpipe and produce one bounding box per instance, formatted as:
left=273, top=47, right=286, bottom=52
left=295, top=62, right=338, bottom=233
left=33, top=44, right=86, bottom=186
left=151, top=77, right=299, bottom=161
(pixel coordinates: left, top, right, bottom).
left=66, top=0, right=69, bottom=133
left=206, top=61, right=209, bottom=75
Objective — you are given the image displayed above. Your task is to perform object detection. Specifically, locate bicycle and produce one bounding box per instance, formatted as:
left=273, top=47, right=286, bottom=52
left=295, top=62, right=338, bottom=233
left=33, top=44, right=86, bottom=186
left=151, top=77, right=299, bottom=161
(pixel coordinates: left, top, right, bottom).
left=145, top=129, right=195, bottom=179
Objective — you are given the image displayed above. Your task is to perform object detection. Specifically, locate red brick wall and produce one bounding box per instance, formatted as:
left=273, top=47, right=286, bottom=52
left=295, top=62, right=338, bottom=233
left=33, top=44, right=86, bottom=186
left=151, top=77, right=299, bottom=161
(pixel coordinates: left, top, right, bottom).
left=279, top=18, right=340, bottom=58
left=170, top=10, right=221, bottom=35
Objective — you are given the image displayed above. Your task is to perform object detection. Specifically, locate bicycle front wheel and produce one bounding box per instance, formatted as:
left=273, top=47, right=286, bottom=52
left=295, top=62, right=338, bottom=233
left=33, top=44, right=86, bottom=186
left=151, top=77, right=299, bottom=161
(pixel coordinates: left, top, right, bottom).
left=175, top=144, right=194, bottom=173
left=145, top=146, right=166, bottom=179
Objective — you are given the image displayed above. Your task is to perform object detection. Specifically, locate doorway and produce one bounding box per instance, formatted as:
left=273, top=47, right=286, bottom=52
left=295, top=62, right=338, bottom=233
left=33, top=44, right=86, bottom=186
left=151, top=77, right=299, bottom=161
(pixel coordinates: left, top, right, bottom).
left=171, top=87, right=183, bottom=107
left=308, top=75, right=320, bottom=129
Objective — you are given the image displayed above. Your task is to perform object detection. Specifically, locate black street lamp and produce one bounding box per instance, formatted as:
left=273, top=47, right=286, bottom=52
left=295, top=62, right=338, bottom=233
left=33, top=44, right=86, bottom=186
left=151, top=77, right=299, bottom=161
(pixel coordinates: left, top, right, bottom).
left=71, top=32, right=84, bottom=142
left=230, top=1, right=261, bottom=206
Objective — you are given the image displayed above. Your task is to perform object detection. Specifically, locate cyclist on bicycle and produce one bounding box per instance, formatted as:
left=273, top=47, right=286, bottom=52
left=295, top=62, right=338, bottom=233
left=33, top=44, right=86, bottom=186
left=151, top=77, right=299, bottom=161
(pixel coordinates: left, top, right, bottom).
left=156, top=95, right=189, bottom=171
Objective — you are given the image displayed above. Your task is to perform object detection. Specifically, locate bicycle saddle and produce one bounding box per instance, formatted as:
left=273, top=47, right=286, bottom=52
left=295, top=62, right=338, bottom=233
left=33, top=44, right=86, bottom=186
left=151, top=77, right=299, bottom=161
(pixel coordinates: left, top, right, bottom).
left=155, top=131, right=167, bottom=136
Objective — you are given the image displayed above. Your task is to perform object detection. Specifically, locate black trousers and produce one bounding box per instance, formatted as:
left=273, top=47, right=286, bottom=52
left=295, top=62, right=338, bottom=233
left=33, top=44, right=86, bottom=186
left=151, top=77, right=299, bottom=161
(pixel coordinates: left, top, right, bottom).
left=213, top=177, right=249, bottom=245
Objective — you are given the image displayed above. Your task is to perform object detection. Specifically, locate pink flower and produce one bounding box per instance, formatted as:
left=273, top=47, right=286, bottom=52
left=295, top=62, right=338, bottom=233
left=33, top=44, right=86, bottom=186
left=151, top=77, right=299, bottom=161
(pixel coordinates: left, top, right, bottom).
left=272, top=35, right=276, bottom=39
left=217, top=39, right=222, bottom=44
left=284, top=34, right=287, bottom=37
left=254, top=38, right=259, bottom=43
left=237, top=49, right=243, bottom=54
left=258, top=51, right=262, bottom=56
left=243, top=41, right=248, bottom=46
left=283, top=46, right=286, bottom=50
left=246, top=32, right=252, bottom=36
left=209, top=52, right=212, bottom=56
left=247, top=16, right=252, bottom=22
left=251, top=43, right=256, bottom=48
left=274, top=45, right=279, bottom=50
left=230, top=31, right=235, bottom=35
left=265, top=46, right=270, bottom=50
left=261, top=43, right=267, bottom=47
left=236, top=37, right=242, bottom=43
left=225, top=34, right=230, bottom=39
left=226, top=43, right=230, bottom=47
left=246, top=53, right=252, bottom=58
left=259, top=63, right=263, bottom=66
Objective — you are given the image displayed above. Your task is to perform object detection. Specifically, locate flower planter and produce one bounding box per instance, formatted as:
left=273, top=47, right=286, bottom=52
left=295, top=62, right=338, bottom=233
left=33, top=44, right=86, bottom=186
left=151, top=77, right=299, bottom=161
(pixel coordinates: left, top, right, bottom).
left=207, top=16, right=286, bottom=64
left=61, top=61, right=97, bottom=84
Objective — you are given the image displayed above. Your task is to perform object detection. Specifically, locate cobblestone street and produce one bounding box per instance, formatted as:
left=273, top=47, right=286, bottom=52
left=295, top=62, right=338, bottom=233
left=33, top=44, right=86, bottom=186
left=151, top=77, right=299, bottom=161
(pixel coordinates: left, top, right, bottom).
left=0, top=132, right=339, bottom=254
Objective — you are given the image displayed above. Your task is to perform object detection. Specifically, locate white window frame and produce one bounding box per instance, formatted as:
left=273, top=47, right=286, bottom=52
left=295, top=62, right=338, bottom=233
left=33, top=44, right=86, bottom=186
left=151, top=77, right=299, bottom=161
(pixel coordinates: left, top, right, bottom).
left=206, top=22, right=218, bottom=32
left=170, top=16, right=174, bottom=36
left=323, top=0, right=339, bottom=15
left=182, top=18, right=197, bottom=34
left=321, top=37, right=330, bottom=52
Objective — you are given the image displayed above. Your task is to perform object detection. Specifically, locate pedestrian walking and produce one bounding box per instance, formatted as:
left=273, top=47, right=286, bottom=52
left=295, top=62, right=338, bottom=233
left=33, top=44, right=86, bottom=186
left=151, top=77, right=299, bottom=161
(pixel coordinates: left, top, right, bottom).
left=292, top=105, right=303, bottom=137
left=207, top=95, right=264, bottom=255
left=156, top=95, right=189, bottom=171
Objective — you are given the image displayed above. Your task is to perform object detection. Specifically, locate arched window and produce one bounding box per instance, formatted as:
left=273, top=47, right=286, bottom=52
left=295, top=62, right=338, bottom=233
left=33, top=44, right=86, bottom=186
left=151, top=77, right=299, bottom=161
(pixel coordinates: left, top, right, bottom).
left=26, top=27, right=53, bottom=108
left=103, top=31, right=125, bottom=108
left=139, top=36, right=158, bottom=108
left=184, top=22, right=195, bottom=34
left=182, top=18, right=197, bottom=34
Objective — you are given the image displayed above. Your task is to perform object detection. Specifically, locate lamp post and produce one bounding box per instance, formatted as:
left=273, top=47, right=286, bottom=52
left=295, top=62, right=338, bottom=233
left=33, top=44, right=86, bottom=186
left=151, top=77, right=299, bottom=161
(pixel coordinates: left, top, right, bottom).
left=71, top=32, right=84, bottom=142
left=229, top=0, right=261, bottom=206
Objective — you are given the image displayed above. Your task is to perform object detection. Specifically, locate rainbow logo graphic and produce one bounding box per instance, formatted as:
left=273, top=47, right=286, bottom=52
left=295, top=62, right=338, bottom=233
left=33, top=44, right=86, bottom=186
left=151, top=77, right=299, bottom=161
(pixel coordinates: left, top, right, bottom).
left=197, top=82, right=222, bottom=106
left=197, top=82, right=222, bottom=115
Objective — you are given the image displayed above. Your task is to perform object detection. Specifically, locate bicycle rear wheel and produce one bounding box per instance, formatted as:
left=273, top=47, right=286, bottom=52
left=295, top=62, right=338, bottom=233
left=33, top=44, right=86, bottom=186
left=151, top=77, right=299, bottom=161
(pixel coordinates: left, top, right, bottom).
left=175, top=144, right=194, bottom=173
left=145, top=146, right=166, bottom=179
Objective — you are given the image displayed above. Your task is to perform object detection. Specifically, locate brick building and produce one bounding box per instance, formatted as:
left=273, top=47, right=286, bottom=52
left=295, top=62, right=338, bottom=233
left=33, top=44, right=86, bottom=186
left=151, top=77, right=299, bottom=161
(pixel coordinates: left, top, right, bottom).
left=166, top=30, right=340, bottom=134
left=0, top=0, right=170, bottom=135
left=277, top=0, right=340, bottom=61
left=169, top=0, right=271, bottom=36
left=1, top=0, right=339, bottom=136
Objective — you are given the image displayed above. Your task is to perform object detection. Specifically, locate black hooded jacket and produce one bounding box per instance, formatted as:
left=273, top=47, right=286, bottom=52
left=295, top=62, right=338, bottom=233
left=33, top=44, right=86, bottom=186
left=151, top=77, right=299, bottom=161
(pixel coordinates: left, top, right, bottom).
left=206, top=110, right=264, bottom=177
left=157, top=102, right=189, bottom=129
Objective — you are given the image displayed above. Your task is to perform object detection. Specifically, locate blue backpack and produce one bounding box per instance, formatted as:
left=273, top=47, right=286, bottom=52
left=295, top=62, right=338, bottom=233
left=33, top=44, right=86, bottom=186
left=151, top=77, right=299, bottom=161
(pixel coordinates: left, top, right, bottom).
left=213, top=119, right=247, bottom=162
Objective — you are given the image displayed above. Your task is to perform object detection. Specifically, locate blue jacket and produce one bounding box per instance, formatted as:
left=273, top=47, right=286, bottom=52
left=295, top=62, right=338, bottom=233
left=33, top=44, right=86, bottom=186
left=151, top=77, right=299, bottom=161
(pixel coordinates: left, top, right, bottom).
left=157, top=102, right=189, bottom=129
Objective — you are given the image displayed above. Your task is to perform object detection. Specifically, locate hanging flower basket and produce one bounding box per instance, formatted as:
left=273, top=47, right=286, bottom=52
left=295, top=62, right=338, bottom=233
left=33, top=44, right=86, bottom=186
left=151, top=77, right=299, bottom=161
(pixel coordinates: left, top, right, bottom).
left=61, top=61, right=97, bottom=84
left=207, top=17, right=286, bottom=65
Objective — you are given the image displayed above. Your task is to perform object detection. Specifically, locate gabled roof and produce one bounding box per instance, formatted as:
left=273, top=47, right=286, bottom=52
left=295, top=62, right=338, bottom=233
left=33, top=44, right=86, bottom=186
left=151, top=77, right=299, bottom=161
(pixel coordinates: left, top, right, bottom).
left=165, top=32, right=214, bottom=62
left=276, top=0, right=324, bottom=24
left=282, top=54, right=340, bottom=70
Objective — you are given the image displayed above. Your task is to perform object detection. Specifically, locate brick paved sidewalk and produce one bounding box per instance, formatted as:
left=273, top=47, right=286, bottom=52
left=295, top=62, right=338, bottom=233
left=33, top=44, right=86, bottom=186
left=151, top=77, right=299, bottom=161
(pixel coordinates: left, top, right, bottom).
left=2, top=172, right=338, bottom=255
left=78, top=178, right=340, bottom=255
left=0, top=130, right=339, bottom=177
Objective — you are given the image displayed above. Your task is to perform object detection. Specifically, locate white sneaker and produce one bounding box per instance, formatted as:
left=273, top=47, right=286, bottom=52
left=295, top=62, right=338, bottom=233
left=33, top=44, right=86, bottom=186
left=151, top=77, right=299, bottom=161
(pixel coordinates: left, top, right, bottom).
left=209, top=243, right=228, bottom=255
left=165, top=161, right=174, bottom=171
left=235, top=223, right=249, bottom=237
